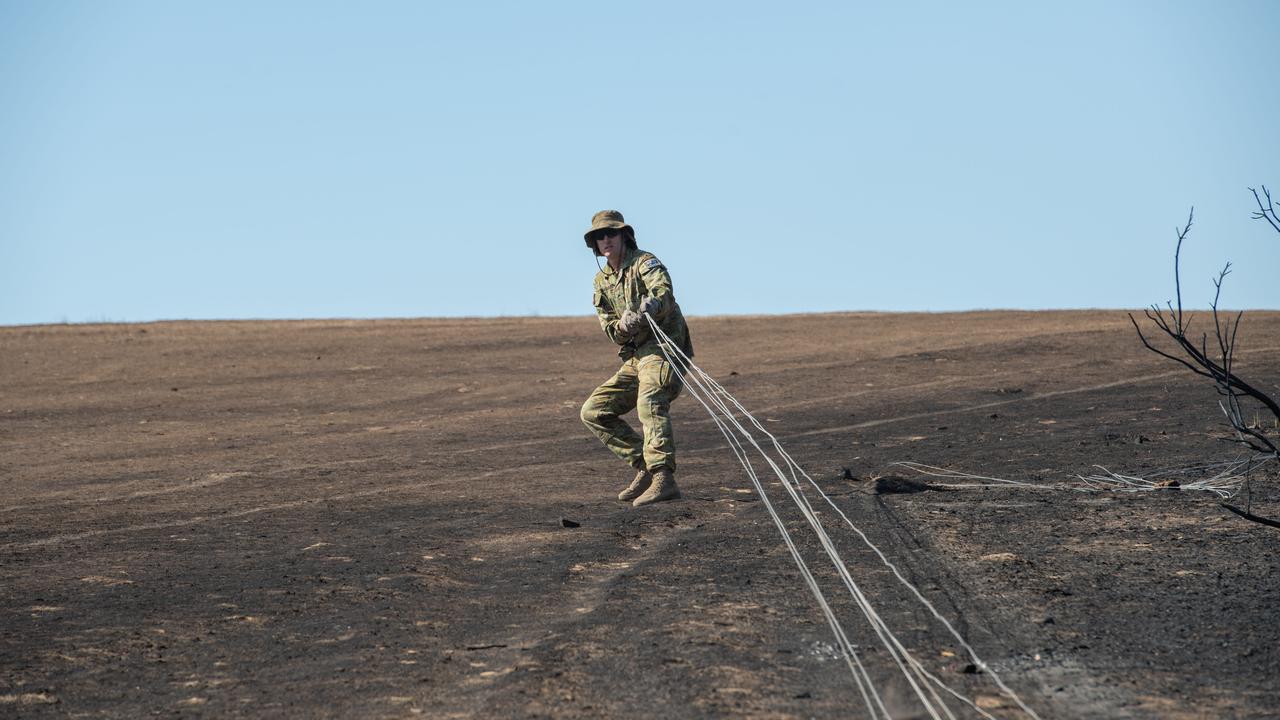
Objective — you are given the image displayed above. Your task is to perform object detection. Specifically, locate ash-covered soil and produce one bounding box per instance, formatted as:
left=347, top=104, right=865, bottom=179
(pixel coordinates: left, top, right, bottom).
left=2, top=311, right=1278, bottom=719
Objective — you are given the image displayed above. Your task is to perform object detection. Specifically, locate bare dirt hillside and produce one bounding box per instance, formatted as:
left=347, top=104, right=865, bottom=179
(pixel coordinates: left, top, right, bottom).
left=2, top=311, right=1278, bottom=719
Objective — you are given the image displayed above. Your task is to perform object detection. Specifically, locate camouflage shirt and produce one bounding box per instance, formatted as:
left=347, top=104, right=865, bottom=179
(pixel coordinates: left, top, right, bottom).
left=592, top=248, right=694, bottom=361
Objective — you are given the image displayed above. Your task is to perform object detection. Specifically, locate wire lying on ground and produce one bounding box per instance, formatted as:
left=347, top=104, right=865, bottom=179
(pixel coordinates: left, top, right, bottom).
left=644, top=314, right=1042, bottom=720
left=888, top=457, right=1274, bottom=499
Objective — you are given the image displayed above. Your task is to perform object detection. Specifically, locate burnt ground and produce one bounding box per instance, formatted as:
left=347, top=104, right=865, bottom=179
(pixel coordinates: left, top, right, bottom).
left=1, top=310, right=1278, bottom=719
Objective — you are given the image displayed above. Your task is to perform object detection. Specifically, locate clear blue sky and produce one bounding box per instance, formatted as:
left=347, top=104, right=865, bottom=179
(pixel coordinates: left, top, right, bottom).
left=2, top=1, right=1277, bottom=325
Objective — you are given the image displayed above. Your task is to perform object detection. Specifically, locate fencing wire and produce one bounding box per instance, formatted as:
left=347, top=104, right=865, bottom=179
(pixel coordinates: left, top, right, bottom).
left=643, top=315, right=1042, bottom=720
left=888, top=457, right=1273, bottom=499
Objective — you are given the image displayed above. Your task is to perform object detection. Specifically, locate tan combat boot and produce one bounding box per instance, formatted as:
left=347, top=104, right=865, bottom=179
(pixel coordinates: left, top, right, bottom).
left=633, top=468, right=680, bottom=507
left=617, top=468, right=652, bottom=501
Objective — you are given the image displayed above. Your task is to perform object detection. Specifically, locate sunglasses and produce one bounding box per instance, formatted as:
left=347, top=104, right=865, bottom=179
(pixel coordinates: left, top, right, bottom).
left=591, top=229, right=621, bottom=242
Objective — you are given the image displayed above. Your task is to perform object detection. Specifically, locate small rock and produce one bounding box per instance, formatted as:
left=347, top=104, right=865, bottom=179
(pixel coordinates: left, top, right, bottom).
left=559, top=517, right=580, bottom=529
left=841, top=467, right=855, bottom=481
left=793, top=691, right=811, bottom=699
left=975, top=695, right=1005, bottom=709
left=960, top=663, right=980, bottom=674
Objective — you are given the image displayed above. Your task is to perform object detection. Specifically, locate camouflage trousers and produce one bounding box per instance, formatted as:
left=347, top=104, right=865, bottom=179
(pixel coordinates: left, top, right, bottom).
left=580, top=354, right=683, bottom=472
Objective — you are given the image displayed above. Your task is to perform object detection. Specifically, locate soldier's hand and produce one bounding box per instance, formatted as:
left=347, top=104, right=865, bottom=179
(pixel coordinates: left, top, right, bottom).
left=620, top=309, right=644, bottom=335
left=638, top=296, right=660, bottom=318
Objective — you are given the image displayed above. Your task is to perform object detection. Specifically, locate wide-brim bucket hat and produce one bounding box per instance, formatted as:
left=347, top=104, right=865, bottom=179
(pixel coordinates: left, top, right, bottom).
left=583, top=209, right=634, bottom=247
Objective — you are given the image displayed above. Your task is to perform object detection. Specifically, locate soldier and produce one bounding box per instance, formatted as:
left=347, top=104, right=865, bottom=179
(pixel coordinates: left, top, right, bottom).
left=579, top=210, right=694, bottom=507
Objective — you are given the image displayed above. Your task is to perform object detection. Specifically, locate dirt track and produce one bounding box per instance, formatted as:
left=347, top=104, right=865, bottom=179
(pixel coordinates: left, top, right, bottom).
left=2, top=311, right=1278, bottom=718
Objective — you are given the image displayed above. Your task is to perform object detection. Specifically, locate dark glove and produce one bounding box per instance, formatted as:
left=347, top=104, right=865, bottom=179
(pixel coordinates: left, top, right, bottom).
left=638, top=296, right=660, bottom=317
left=620, top=309, right=647, bottom=335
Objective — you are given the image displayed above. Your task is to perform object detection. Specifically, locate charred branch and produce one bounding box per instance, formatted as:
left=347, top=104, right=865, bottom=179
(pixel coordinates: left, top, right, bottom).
left=1221, top=502, right=1280, bottom=530
left=1251, top=185, right=1279, bottom=234
left=1130, top=189, right=1280, bottom=460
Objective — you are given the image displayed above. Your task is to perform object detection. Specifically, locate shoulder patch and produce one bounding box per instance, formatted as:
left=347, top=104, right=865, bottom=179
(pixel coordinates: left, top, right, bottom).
left=643, top=257, right=664, bottom=271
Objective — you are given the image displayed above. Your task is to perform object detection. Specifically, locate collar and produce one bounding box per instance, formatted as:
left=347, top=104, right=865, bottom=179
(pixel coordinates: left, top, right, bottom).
left=601, top=247, right=640, bottom=278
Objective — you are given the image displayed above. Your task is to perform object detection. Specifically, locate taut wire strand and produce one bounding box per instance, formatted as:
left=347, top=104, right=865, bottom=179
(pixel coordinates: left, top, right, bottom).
left=644, top=314, right=1042, bottom=719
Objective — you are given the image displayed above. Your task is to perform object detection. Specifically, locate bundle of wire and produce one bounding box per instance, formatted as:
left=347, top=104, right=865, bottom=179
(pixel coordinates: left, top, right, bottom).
left=888, top=458, right=1271, bottom=499
left=644, top=314, right=1041, bottom=720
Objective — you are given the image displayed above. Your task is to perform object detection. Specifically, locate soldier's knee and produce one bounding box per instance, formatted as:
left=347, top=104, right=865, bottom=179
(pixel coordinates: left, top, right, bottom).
left=580, top=399, right=602, bottom=427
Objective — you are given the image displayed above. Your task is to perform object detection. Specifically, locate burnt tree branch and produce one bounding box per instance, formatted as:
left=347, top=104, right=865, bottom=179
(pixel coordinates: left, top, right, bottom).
left=1221, top=502, right=1280, bottom=530
left=1131, top=189, right=1280, bottom=460
left=1251, top=185, right=1280, bottom=234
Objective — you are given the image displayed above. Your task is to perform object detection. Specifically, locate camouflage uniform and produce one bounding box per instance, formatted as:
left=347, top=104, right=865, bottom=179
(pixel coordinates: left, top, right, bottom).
left=580, top=247, right=694, bottom=473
